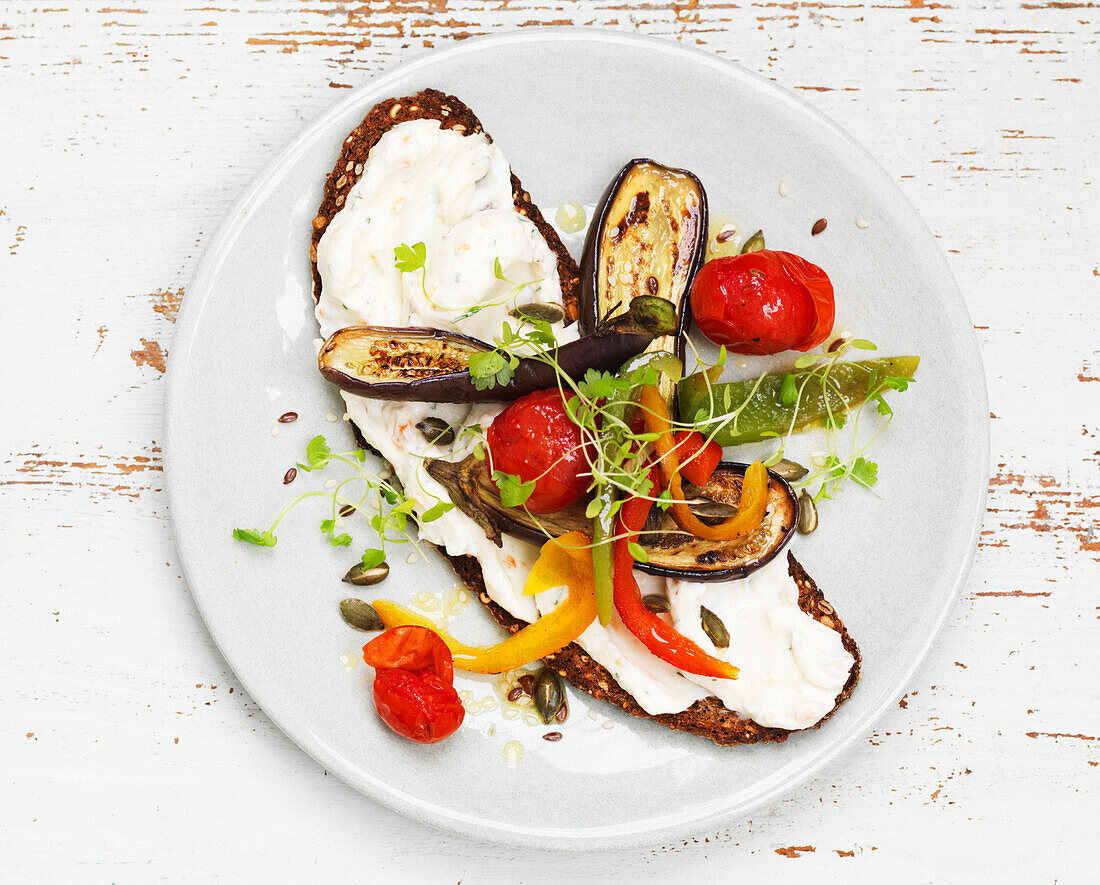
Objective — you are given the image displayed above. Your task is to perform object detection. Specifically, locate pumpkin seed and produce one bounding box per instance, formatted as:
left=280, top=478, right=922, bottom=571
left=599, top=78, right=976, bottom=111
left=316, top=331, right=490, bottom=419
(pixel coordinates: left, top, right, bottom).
left=415, top=417, right=456, bottom=447
left=642, top=594, right=671, bottom=613
left=510, top=302, right=565, bottom=325
left=532, top=668, right=565, bottom=724
left=700, top=605, right=730, bottom=649
left=342, top=561, right=390, bottom=586
left=339, top=597, right=384, bottom=632
left=772, top=459, right=809, bottom=482
left=740, top=229, right=766, bottom=254
left=797, top=489, right=818, bottom=535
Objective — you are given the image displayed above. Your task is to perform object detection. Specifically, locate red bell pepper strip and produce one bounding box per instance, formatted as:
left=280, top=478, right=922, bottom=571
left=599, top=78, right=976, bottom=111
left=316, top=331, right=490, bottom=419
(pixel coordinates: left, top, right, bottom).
left=671, top=430, right=722, bottom=487
left=612, top=467, right=740, bottom=680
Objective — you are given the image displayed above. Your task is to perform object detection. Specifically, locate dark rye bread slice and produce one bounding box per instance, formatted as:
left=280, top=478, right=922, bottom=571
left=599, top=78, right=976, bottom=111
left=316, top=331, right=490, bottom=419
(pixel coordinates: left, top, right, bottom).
left=309, top=88, right=580, bottom=318
left=313, top=90, right=860, bottom=745
left=449, top=549, right=861, bottom=746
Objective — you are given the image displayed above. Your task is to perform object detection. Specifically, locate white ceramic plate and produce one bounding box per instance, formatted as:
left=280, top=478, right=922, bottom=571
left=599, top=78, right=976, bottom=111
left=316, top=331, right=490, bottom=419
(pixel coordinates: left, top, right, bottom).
left=166, top=30, right=988, bottom=849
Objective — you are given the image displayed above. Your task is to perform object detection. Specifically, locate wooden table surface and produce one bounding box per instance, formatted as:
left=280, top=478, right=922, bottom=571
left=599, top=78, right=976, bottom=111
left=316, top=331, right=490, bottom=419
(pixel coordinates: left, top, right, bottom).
left=2, top=2, right=1097, bottom=881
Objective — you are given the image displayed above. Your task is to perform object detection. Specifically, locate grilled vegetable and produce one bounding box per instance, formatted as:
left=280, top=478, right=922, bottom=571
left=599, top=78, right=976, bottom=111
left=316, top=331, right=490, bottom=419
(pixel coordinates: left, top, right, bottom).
left=579, top=159, right=708, bottom=366
left=369, top=531, right=598, bottom=674
left=678, top=355, right=921, bottom=447
left=318, top=298, right=676, bottom=403
left=426, top=455, right=798, bottom=582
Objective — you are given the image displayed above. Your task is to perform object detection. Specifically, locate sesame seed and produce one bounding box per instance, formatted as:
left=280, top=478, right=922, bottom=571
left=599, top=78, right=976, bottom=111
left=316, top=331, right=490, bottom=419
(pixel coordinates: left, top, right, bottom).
left=856, top=218, right=870, bottom=229
left=779, top=181, right=788, bottom=197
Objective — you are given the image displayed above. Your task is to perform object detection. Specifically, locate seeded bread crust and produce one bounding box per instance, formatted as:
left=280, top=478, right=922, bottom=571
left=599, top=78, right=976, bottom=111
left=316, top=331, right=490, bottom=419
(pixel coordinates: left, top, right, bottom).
left=446, top=549, right=860, bottom=746
left=309, top=88, right=580, bottom=320
left=315, top=90, right=860, bottom=746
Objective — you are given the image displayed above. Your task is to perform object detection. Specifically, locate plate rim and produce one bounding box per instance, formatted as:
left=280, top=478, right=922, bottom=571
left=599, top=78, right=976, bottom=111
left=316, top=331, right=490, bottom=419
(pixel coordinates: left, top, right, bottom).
left=165, top=27, right=990, bottom=850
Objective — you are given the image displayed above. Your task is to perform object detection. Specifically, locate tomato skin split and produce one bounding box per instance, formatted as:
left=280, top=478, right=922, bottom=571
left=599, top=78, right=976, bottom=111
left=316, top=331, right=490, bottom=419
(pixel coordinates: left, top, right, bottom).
left=362, top=626, right=464, bottom=744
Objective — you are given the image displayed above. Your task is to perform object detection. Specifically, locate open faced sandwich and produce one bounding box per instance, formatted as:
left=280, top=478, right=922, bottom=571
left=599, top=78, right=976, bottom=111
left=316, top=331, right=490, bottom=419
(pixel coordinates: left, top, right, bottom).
left=239, top=88, right=922, bottom=747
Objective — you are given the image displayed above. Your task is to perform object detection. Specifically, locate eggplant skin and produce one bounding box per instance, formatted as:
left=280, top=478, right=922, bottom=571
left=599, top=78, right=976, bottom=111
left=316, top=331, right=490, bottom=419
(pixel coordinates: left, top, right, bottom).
left=319, top=323, right=660, bottom=403
left=426, top=455, right=798, bottom=582
left=579, top=159, right=709, bottom=361
left=636, top=465, right=798, bottom=582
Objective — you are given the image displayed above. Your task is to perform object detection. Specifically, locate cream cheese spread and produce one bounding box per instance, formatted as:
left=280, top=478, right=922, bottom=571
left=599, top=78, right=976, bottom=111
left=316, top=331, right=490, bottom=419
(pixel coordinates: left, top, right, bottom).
left=666, top=555, right=854, bottom=730
left=314, top=118, right=854, bottom=728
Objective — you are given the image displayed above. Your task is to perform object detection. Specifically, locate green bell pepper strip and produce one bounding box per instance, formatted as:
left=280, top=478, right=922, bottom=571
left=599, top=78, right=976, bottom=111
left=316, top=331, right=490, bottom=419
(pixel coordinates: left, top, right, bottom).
left=589, top=350, right=682, bottom=626
left=677, top=355, right=920, bottom=447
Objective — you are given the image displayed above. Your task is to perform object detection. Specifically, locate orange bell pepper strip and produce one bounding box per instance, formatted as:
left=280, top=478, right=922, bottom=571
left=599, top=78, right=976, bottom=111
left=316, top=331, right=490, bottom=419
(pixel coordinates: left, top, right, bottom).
left=371, top=531, right=597, bottom=675
left=612, top=466, right=739, bottom=680
left=638, top=385, right=769, bottom=542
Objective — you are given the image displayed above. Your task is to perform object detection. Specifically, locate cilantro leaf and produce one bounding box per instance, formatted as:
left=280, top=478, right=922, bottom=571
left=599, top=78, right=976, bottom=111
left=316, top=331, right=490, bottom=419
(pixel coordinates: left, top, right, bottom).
left=884, top=375, right=914, bottom=392
left=823, top=455, right=845, bottom=478
left=873, top=393, right=893, bottom=416
left=468, top=350, right=516, bottom=391
left=298, top=435, right=331, bottom=472
left=579, top=369, right=620, bottom=401
left=492, top=471, right=536, bottom=507
left=360, top=548, right=385, bottom=569
left=420, top=501, right=454, bottom=523
left=330, top=532, right=353, bottom=547
left=850, top=457, right=878, bottom=488
left=319, top=518, right=336, bottom=534
left=232, top=527, right=277, bottom=547
left=394, top=242, right=426, bottom=273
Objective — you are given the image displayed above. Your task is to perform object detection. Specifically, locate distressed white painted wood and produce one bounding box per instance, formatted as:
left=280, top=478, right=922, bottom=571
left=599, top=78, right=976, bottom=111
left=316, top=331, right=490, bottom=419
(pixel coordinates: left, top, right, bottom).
left=1, top=1, right=1097, bottom=881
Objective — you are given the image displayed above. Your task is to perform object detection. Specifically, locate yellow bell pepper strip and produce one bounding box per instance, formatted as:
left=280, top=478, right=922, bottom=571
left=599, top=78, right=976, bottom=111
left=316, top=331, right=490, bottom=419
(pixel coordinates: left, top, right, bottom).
left=638, top=384, right=769, bottom=542
left=372, top=531, right=597, bottom=675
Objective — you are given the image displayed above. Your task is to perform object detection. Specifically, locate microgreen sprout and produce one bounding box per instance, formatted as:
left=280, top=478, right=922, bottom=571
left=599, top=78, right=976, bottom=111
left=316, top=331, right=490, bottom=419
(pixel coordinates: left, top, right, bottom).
left=232, top=434, right=454, bottom=565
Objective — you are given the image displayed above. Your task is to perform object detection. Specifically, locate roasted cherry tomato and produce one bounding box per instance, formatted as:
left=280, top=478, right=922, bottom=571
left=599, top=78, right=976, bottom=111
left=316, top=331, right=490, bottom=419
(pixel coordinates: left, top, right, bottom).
left=371, top=669, right=465, bottom=744
left=486, top=389, right=590, bottom=513
left=362, top=624, right=454, bottom=683
left=690, top=251, right=835, bottom=355
left=362, top=626, right=465, bottom=744
left=671, top=431, right=722, bottom=487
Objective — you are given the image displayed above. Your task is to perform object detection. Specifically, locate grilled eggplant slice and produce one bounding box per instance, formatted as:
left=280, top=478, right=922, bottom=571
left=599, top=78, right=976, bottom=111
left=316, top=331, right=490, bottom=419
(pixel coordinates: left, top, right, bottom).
left=426, top=457, right=797, bottom=582
left=318, top=298, right=675, bottom=403
left=579, top=159, right=708, bottom=362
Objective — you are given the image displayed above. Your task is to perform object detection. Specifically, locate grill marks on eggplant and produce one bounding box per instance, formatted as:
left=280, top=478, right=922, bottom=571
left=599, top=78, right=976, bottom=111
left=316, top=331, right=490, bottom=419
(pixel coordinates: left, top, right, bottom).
left=426, top=455, right=798, bottom=582
left=581, top=160, right=708, bottom=362
left=318, top=306, right=672, bottom=403
left=363, top=334, right=479, bottom=379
